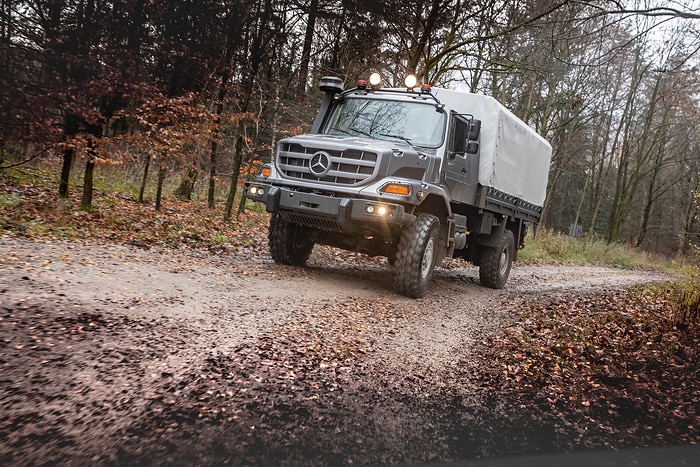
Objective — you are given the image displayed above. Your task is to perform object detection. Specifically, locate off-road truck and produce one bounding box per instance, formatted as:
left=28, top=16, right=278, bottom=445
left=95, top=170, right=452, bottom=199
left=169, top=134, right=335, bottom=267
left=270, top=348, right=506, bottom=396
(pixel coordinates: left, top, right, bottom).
left=245, top=74, right=552, bottom=297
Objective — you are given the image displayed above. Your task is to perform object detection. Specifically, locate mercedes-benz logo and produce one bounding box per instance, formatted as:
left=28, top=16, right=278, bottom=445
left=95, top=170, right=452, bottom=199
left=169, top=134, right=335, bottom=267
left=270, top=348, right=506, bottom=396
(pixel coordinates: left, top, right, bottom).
left=309, top=151, right=332, bottom=177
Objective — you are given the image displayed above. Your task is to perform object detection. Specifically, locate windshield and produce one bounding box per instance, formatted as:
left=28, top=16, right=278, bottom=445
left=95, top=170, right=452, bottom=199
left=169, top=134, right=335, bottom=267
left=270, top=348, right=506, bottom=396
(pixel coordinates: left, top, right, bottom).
left=323, top=97, right=446, bottom=148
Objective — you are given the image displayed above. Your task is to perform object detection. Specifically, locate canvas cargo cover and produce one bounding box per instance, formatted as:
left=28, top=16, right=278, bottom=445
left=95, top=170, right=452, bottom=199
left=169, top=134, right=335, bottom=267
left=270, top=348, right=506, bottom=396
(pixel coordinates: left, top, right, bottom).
left=433, top=88, right=552, bottom=207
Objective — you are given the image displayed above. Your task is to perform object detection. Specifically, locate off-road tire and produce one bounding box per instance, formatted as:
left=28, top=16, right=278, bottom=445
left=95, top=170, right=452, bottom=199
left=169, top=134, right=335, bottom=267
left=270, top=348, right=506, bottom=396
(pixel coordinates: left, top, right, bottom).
left=479, top=229, right=514, bottom=289
left=393, top=213, right=440, bottom=298
left=268, top=214, right=314, bottom=266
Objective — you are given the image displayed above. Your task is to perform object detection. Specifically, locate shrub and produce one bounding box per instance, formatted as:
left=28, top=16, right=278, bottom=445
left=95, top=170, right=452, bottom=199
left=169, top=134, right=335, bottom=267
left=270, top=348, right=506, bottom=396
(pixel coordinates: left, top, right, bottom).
left=519, top=228, right=669, bottom=271
left=669, top=268, right=700, bottom=325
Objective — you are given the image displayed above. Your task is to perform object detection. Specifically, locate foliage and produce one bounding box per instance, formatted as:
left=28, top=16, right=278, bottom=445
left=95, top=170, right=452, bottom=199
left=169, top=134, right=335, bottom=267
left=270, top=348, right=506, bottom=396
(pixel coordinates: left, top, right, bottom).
left=642, top=268, right=700, bottom=325
left=519, top=228, right=674, bottom=271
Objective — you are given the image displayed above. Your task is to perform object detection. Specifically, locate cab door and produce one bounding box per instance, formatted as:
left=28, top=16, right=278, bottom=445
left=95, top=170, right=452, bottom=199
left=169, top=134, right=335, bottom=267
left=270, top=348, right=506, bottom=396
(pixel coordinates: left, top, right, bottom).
left=444, top=113, right=479, bottom=205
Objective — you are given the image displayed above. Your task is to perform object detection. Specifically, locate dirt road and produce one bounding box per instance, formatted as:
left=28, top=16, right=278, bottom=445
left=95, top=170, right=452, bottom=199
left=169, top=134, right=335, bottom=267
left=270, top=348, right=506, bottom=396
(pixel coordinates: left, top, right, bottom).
left=0, top=235, right=675, bottom=465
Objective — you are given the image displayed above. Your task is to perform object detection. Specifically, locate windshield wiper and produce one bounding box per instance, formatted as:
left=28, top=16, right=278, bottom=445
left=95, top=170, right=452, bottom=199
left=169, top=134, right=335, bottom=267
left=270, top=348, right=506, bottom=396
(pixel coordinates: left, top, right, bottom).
left=329, top=126, right=352, bottom=136
left=380, top=133, right=414, bottom=146
left=330, top=126, right=374, bottom=139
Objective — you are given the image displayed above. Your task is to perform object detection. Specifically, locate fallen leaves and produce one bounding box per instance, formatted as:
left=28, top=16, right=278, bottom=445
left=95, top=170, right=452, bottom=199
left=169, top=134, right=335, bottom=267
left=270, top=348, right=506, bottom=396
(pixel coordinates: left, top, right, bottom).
left=0, top=175, right=271, bottom=255
left=475, top=288, right=699, bottom=449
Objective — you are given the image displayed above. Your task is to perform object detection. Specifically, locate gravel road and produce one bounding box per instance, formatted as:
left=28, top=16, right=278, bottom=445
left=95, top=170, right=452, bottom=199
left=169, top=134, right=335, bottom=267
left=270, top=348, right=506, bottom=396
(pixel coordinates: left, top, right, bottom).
left=0, top=235, right=674, bottom=465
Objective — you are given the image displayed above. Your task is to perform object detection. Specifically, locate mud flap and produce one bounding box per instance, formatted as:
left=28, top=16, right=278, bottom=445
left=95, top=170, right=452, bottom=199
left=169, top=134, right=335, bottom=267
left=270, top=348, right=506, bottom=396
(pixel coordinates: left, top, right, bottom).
left=478, top=217, right=507, bottom=248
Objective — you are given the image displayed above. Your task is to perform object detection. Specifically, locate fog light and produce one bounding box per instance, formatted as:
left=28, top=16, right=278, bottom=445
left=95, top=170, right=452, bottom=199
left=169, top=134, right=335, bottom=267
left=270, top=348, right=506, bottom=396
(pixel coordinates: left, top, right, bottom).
left=365, top=205, right=375, bottom=214
left=377, top=206, right=388, bottom=216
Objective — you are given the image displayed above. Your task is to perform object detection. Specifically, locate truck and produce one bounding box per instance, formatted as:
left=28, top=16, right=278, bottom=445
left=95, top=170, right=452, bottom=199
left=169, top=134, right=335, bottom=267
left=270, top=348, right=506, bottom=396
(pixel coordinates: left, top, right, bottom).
left=244, top=74, right=552, bottom=298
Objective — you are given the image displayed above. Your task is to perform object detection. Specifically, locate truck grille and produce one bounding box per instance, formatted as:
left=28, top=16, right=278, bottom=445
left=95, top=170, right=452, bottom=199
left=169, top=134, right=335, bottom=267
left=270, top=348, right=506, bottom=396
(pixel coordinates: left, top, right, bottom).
left=277, top=142, right=378, bottom=186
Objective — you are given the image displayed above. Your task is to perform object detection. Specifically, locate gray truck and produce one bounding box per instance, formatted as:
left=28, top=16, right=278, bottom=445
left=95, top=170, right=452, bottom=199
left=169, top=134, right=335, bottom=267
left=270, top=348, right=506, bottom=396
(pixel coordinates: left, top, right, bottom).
left=244, top=75, right=552, bottom=297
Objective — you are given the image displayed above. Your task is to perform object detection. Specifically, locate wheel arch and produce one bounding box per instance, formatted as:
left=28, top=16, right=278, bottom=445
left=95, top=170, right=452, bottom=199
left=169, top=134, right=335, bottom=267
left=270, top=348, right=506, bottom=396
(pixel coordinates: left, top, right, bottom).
left=415, top=193, right=451, bottom=258
left=415, top=193, right=450, bottom=224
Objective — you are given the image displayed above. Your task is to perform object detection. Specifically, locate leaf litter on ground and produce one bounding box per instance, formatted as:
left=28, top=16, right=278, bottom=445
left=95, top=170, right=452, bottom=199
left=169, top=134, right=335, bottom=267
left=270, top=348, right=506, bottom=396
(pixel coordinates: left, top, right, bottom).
left=475, top=288, right=698, bottom=450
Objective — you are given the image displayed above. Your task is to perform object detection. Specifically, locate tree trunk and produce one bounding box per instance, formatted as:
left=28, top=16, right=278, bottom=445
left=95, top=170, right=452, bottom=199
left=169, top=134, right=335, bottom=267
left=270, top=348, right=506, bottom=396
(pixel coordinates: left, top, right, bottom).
left=237, top=181, right=247, bottom=217
left=636, top=148, right=663, bottom=248
left=208, top=137, right=218, bottom=208
left=679, top=186, right=699, bottom=260
left=155, top=165, right=166, bottom=211
left=224, top=133, right=245, bottom=221
left=58, top=114, right=81, bottom=198
left=139, top=153, right=151, bottom=203
left=58, top=147, right=74, bottom=198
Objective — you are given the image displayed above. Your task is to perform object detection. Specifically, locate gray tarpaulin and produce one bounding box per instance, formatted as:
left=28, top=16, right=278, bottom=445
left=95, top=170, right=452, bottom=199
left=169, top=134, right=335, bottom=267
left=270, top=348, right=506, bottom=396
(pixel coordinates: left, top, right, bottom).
left=433, top=88, right=552, bottom=207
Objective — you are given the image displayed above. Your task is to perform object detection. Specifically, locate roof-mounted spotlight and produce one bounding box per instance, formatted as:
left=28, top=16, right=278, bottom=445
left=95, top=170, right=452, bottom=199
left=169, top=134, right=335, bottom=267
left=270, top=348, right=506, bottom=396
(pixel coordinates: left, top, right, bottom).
left=369, top=72, right=382, bottom=88
left=404, top=74, right=418, bottom=90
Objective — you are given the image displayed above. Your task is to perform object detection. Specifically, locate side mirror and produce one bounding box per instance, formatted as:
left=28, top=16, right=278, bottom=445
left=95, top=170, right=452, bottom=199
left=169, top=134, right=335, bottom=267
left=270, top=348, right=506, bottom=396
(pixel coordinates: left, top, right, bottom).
left=466, top=141, right=479, bottom=154
left=468, top=119, right=481, bottom=141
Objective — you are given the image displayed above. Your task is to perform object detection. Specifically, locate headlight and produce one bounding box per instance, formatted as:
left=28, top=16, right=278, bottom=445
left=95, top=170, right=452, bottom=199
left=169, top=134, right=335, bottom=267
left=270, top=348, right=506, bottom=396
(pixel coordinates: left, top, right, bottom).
left=248, top=186, right=265, bottom=197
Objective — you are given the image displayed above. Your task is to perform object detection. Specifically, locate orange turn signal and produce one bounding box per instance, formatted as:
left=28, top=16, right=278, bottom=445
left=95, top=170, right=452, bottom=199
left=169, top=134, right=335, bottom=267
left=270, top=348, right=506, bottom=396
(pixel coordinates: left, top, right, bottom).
left=380, top=184, right=411, bottom=196
left=261, top=166, right=271, bottom=177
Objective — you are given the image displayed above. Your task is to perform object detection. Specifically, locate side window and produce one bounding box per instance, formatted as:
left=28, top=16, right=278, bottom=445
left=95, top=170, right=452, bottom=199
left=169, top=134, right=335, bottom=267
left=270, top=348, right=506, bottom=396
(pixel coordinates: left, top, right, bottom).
left=449, top=114, right=470, bottom=155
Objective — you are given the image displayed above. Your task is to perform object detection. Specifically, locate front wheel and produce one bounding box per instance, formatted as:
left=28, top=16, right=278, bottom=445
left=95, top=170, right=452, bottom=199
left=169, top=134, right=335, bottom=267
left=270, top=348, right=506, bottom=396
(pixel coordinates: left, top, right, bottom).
left=479, top=229, right=514, bottom=289
left=268, top=214, right=314, bottom=266
left=394, top=214, right=440, bottom=298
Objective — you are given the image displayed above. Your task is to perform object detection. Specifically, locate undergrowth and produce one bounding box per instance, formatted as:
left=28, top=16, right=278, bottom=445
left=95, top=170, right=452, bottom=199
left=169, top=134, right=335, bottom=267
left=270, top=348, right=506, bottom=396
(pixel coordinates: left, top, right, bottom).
left=519, top=228, right=674, bottom=272
left=639, top=268, right=700, bottom=325
left=0, top=164, right=270, bottom=249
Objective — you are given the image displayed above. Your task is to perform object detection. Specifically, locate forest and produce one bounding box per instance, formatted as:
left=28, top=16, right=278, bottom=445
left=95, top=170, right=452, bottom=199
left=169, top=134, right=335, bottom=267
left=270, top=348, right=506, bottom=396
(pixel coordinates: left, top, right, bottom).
left=1, top=0, right=699, bottom=261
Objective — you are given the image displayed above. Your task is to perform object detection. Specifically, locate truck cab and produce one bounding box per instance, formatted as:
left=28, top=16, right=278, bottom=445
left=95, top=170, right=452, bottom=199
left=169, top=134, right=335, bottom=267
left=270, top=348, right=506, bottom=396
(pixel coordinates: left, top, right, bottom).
left=245, top=74, right=551, bottom=297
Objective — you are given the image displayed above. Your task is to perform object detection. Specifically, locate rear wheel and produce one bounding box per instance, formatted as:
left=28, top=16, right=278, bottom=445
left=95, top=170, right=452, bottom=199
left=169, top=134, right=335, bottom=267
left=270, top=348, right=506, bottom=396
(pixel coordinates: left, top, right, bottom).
left=479, top=229, right=514, bottom=289
left=268, top=214, right=314, bottom=266
left=394, top=214, right=440, bottom=298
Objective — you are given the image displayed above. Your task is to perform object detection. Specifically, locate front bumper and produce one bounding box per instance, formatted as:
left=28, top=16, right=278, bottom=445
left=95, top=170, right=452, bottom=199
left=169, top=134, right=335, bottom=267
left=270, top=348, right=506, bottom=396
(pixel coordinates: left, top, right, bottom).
left=244, top=182, right=416, bottom=231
